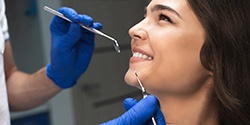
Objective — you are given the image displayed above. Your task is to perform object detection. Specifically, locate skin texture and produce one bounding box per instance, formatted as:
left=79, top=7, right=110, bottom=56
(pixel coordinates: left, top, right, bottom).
left=125, top=0, right=217, bottom=124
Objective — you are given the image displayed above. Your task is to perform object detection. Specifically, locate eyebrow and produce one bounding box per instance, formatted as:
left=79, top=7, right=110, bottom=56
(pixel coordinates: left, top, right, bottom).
left=150, top=4, right=183, bottom=19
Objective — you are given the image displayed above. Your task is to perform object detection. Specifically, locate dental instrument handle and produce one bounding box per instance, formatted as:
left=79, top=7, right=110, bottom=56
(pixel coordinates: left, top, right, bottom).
left=134, top=70, right=157, bottom=125
left=43, top=6, right=120, bottom=53
left=44, top=6, right=104, bottom=36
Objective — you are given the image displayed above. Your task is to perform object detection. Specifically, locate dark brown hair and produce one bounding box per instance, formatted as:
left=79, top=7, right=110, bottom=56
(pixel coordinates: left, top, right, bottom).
left=187, top=0, right=250, bottom=124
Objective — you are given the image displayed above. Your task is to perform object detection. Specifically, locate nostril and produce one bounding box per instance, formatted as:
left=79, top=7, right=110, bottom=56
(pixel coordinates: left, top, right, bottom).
left=134, top=35, right=141, bottom=39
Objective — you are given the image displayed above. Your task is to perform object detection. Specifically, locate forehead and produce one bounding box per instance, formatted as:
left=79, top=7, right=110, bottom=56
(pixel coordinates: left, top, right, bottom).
left=147, top=0, right=189, bottom=13
left=148, top=0, right=188, bottom=6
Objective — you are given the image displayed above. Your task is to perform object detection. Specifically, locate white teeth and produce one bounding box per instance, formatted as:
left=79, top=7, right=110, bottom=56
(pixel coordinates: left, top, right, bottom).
left=133, top=52, right=152, bottom=60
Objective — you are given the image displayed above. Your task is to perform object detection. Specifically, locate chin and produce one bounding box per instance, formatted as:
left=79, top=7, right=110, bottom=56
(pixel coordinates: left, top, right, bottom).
left=124, top=69, right=138, bottom=87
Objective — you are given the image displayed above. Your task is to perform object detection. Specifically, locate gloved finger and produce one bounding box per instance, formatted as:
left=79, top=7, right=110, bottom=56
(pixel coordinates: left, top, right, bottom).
left=75, top=38, right=95, bottom=64
left=119, top=95, right=159, bottom=125
left=154, top=106, right=166, bottom=125
left=59, top=7, right=79, bottom=22
left=50, top=7, right=79, bottom=34
left=100, top=95, right=166, bottom=125
left=63, top=23, right=82, bottom=45
left=123, top=98, right=138, bottom=111
left=92, top=22, right=103, bottom=30
left=78, top=14, right=94, bottom=27
left=148, top=106, right=166, bottom=125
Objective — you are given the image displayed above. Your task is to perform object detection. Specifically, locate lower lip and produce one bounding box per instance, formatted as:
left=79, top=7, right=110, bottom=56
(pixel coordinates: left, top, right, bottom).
left=129, top=57, right=151, bottom=63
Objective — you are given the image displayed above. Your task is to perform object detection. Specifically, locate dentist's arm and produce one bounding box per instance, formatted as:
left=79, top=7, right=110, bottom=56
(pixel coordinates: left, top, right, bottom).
left=6, top=7, right=102, bottom=111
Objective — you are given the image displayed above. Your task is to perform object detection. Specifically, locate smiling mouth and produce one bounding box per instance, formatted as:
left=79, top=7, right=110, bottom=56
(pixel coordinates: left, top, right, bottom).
left=133, top=52, right=153, bottom=60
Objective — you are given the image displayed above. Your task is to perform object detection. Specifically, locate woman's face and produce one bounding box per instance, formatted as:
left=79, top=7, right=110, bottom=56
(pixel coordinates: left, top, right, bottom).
left=125, top=0, right=211, bottom=96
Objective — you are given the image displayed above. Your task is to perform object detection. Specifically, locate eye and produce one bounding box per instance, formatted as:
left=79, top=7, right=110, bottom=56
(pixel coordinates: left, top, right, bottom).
left=159, top=13, right=173, bottom=23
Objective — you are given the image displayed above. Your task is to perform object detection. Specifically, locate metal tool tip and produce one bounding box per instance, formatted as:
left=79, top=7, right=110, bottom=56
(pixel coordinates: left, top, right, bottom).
left=134, top=70, right=146, bottom=91
left=113, top=40, right=121, bottom=53
left=135, top=70, right=141, bottom=77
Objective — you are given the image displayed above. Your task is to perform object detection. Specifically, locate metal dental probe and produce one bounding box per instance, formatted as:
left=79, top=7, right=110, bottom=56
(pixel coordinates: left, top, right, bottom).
left=134, top=70, right=157, bottom=125
left=43, top=6, right=120, bottom=53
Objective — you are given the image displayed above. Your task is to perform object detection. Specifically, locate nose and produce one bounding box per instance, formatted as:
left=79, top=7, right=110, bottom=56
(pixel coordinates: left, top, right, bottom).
left=128, top=19, right=147, bottom=41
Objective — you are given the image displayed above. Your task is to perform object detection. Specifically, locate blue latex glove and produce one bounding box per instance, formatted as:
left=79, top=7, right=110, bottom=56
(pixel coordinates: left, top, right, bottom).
left=100, top=95, right=166, bottom=125
left=46, top=7, right=102, bottom=89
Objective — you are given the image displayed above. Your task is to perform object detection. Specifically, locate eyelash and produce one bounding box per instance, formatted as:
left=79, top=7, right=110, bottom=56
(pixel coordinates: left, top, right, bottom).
left=158, top=13, right=173, bottom=23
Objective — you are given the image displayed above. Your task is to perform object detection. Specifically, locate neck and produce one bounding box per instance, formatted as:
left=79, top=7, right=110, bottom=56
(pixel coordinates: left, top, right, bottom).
left=158, top=85, right=219, bottom=125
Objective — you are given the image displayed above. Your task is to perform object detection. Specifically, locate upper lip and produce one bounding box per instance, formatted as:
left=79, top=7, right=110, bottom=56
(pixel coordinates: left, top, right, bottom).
left=132, top=47, right=153, bottom=59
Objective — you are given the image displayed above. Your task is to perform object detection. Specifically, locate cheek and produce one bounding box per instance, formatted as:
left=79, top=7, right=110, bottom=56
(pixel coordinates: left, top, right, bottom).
left=153, top=62, right=210, bottom=95
left=147, top=33, right=208, bottom=94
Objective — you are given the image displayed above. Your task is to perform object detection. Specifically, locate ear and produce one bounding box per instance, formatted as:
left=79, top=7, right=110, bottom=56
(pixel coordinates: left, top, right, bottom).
left=208, top=70, right=213, bottom=77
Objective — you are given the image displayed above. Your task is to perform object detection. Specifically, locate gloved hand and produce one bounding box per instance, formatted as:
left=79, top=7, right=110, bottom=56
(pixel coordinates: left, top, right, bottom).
left=46, top=7, right=102, bottom=89
left=100, top=95, right=166, bottom=125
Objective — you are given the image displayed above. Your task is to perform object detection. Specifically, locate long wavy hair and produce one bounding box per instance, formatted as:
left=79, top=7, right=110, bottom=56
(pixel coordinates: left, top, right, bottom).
left=187, top=0, right=250, bottom=124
